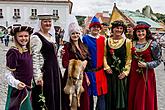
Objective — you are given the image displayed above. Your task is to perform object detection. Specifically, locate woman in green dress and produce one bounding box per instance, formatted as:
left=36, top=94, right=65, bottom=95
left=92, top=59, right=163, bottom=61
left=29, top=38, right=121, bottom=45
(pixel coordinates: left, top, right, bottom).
left=104, top=20, right=132, bottom=110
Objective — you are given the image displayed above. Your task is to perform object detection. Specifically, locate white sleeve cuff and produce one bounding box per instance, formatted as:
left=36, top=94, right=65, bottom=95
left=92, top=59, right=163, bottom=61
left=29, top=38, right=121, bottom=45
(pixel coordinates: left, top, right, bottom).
left=5, top=72, right=20, bottom=89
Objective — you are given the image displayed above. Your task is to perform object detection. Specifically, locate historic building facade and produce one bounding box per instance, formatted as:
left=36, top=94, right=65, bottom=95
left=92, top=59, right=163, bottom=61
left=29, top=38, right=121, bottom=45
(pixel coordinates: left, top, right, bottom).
left=0, top=0, right=72, bottom=30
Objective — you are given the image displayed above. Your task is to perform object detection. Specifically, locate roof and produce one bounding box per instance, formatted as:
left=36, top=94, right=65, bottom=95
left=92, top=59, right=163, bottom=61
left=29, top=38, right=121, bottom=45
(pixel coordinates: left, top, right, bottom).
left=121, top=10, right=163, bottom=29
left=110, top=3, right=164, bottom=30
left=109, top=3, right=135, bottom=27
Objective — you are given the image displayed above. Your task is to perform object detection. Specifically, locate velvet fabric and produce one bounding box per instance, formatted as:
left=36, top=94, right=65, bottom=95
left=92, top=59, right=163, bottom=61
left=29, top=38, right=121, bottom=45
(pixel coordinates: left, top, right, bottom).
left=5, top=48, right=33, bottom=110
left=128, top=42, right=158, bottom=110
left=32, top=32, right=62, bottom=110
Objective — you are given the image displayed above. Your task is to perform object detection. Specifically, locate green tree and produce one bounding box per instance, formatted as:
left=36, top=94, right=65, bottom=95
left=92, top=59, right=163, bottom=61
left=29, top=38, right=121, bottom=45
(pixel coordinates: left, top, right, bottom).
left=75, top=16, right=86, bottom=26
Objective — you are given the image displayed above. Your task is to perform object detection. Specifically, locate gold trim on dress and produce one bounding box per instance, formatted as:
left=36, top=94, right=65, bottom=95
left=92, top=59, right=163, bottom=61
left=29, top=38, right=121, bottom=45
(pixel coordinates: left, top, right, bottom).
left=11, top=41, right=28, bottom=54
left=108, top=37, right=125, bottom=49
left=133, top=40, right=152, bottom=52
left=20, top=88, right=29, bottom=110
left=6, top=66, right=16, bottom=71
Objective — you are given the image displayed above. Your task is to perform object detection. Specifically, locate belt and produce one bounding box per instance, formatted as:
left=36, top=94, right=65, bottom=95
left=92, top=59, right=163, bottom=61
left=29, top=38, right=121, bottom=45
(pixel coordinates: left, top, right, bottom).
left=88, top=65, right=104, bottom=72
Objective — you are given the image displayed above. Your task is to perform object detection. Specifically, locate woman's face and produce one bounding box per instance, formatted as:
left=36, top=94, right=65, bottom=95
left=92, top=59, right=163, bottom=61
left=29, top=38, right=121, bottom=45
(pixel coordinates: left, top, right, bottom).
left=70, top=32, right=80, bottom=42
left=41, top=19, right=52, bottom=31
left=15, top=31, right=30, bottom=46
left=136, top=29, right=147, bottom=40
left=113, top=26, right=124, bottom=36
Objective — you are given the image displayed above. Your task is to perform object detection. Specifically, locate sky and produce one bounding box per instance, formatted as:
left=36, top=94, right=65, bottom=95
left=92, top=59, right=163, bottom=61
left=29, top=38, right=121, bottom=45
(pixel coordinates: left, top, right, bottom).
left=70, top=0, right=165, bottom=16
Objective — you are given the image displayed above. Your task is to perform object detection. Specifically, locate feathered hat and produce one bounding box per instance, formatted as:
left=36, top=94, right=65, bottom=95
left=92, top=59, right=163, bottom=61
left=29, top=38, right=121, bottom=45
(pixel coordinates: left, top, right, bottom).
left=89, top=16, right=101, bottom=29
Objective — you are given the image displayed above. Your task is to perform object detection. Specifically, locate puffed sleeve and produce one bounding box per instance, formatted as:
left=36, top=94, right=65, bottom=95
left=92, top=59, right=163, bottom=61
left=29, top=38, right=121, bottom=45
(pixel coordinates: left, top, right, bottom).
left=159, top=36, right=165, bottom=48
left=6, top=49, right=17, bottom=71
left=31, top=35, right=44, bottom=82
left=5, top=70, right=20, bottom=89
left=62, top=43, right=69, bottom=68
left=146, top=40, right=162, bottom=68
left=104, top=38, right=111, bottom=70
left=123, top=39, right=132, bottom=76
left=6, top=49, right=20, bottom=89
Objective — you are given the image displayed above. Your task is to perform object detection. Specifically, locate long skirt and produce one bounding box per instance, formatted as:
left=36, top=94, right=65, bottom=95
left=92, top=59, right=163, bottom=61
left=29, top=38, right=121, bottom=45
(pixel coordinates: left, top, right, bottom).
left=5, top=85, right=32, bottom=110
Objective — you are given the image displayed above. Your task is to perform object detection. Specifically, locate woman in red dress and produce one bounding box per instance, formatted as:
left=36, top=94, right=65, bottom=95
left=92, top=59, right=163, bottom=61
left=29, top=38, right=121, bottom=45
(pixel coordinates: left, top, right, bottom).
left=128, top=21, right=162, bottom=110
left=61, top=22, right=90, bottom=110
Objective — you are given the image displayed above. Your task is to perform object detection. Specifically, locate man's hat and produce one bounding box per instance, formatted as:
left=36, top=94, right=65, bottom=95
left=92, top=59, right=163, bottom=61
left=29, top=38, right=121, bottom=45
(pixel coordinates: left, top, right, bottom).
left=134, top=21, right=151, bottom=31
left=10, top=26, right=33, bottom=36
left=89, top=16, right=101, bottom=29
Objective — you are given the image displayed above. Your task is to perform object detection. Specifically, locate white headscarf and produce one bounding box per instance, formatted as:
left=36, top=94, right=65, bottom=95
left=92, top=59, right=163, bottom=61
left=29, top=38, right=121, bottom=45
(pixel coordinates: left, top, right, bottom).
left=63, top=14, right=82, bottom=42
left=33, top=18, right=56, bottom=43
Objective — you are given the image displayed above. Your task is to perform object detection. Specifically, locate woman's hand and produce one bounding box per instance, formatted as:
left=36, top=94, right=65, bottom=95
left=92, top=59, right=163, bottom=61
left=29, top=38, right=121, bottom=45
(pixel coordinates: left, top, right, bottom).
left=118, top=72, right=126, bottom=79
left=138, top=61, right=147, bottom=68
left=106, top=68, right=112, bottom=74
left=17, top=82, right=26, bottom=90
left=60, top=48, right=65, bottom=58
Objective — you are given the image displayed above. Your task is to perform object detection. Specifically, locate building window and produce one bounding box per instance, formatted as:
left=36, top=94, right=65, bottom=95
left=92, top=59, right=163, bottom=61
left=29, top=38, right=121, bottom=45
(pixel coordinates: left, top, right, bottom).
left=0, top=9, right=2, bottom=16
left=53, top=10, right=58, bottom=16
left=30, top=9, right=37, bottom=19
left=0, top=9, right=3, bottom=18
left=52, top=10, right=59, bottom=21
left=13, top=9, right=20, bottom=18
left=14, top=9, right=20, bottom=16
left=31, top=9, right=37, bottom=16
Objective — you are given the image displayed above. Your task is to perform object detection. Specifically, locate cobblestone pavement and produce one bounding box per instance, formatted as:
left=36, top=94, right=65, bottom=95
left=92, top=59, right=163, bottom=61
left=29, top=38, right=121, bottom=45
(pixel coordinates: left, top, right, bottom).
left=0, top=42, right=165, bottom=110
left=0, top=43, right=9, bottom=110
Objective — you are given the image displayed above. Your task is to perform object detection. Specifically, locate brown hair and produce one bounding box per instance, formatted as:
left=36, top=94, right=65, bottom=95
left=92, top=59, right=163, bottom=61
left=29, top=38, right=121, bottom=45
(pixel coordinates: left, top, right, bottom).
left=70, top=38, right=89, bottom=59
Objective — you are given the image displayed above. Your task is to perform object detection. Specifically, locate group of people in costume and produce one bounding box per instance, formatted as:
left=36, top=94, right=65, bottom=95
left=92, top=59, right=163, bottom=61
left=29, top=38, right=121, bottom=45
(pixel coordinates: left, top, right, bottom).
left=5, top=14, right=61, bottom=110
left=4, top=14, right=162, bottom=110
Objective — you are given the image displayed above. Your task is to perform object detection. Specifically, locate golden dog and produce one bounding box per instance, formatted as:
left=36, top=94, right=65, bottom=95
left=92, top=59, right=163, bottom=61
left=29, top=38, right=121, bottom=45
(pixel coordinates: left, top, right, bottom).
left=64, top=59, right=85, bottom=110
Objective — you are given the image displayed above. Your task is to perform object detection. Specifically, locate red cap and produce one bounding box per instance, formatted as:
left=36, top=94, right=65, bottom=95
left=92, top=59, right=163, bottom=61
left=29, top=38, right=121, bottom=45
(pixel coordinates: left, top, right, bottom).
left=134, top=21, right=151, bottom=31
